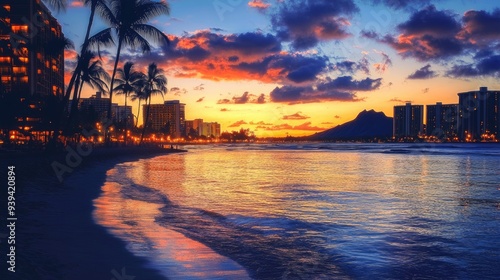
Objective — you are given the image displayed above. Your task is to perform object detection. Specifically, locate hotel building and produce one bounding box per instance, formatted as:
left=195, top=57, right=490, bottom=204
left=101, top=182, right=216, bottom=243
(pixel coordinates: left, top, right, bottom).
left=426, top=102, right=459, bottom=139
left=165, top=100, right=185, bottom=139
left=142, top=103, right=168, bottom=131
left=0, top=0, right=64, bottom=134
left=458, top=87, right=500, bottom=141
left=393, top=102, right=424, bottom=138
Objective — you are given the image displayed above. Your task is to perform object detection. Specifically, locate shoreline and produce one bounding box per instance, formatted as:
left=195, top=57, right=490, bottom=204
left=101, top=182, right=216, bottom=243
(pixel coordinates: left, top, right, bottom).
left=2, top=148, right=185, bottom=280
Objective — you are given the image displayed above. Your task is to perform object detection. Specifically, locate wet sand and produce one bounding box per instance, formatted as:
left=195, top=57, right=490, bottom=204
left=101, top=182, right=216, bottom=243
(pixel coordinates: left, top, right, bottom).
left=1, top=147, right=185, bottom=280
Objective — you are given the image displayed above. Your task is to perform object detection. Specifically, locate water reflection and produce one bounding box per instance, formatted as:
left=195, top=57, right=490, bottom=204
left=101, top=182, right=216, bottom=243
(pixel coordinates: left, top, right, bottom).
left=95, top=144, right=500, bottom=279
left=93, top=155, right=250, bottom=279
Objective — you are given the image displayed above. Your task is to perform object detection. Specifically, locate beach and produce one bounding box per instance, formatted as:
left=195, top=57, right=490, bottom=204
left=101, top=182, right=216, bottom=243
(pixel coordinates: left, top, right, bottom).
left=1, top=147, right=184, bottom=280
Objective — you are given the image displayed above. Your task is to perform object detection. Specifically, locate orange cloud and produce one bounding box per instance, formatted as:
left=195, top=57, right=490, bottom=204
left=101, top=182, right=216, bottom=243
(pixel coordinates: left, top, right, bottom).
left=70, top=0, right=84, bottom=7
left=248, top=0, right=270, bottom=10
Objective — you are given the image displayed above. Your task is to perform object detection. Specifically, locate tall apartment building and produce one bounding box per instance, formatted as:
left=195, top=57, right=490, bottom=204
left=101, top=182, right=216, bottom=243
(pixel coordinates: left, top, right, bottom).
left=393, top=102, right=424, bottom=138
left=142, top=103, right=168, bottom=131
left=0, top=0, right=64, bottom=133
left=113, top=105, right=133, bottom=126
left=458, top=87, right=500, bottom=140
left=79, top=92, right=117, bottom=120
left=426, top=102, right=459, bottom=139
left=201, top=122, right=221, bottom=138
left=165, top=100, right=185, bottom=138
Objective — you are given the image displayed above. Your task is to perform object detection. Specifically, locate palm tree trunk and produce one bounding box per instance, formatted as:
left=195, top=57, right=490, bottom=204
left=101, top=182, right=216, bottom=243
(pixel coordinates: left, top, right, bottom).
left=106, top=37, right=123, bottom=144
left=139, top=97, right=151, bottom=145
left=48, top=1, right=97, bottom=150
left=65, top=74, right=81, bottom=134
left=124, top=92, right=128, bottom=146
left=136, top=99, right=141, bottom=128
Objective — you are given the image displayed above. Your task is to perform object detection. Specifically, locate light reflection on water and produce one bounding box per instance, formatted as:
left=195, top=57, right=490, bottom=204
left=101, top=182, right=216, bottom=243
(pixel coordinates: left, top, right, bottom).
left=95, top=144, right=500, bottom=279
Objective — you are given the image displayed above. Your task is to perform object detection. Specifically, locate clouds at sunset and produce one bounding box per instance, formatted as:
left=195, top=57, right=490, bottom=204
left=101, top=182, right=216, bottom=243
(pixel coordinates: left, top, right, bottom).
left=271, top=0, right=358, bottom=50
left=217, top=92, right=266, bottom=104
left=407, top=64, right=437, bottom=79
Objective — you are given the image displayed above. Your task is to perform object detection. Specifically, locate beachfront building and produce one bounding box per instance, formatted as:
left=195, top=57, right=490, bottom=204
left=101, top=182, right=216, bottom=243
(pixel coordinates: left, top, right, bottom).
left=142, top=103, right=168, bottom=131
left=200, top=122, right=221, bottom=138
left=165, top=100, right=185, bottom=139
left=113, top=105, right=133, bottom=126
left=393, top=102, right=424, bottom=139
left=458, top=87, right=500, bottom=141
left=426, top=102, right=459, bottom=140
left=79, top=92, right=116, bottom=120
left=0, top=0, right=64, bottom=141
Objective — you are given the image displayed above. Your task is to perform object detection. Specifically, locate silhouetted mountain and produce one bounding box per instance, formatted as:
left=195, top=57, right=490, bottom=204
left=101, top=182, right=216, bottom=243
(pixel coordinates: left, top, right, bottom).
left=308, top=109, right=393, bottom=141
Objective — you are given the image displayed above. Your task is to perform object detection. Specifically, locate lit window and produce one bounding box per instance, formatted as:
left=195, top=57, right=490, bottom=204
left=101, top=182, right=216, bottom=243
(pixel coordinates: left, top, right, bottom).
left=0, top=57, right=11, bottom=63
left=3, top=5, right=11, bottom=11
left=1, top=76, right=11, bottom=83
left=12, top=66, right=27, bottom=75
left=37, top=69, right=41, bottom=74
left=19, top=57, right=28, bottom=63
left=11, top=25, right=28, bottom=33
left=37, top=53, right=42, bottom=60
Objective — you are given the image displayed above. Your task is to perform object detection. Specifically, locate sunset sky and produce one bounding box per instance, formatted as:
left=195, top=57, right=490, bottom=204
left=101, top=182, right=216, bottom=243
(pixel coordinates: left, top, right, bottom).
left=55, top=0, right=500, bottom=136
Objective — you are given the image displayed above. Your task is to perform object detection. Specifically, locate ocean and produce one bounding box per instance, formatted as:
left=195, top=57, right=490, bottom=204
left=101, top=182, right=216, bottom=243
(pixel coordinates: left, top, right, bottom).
left=93, top=143, right=500, bottom=279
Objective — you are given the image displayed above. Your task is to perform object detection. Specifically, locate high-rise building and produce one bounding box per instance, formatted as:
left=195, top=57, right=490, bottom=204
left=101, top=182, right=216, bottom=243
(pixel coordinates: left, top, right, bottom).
left=113, top=105, right=133, bottom=126
left=426, top=102, right=459, bottom=139
left=165, top=100, right=185, bottom=138
left=79, top=92, right=116, bottom=120
left=200, top=122, right=221, bottom=138
left=0, top=0, right=64, bottom=133
left=393, top=102, right=424, bottom=138
left=142, top=103, right=168, bottom=131
left=458, top=87, right=500, bottom=140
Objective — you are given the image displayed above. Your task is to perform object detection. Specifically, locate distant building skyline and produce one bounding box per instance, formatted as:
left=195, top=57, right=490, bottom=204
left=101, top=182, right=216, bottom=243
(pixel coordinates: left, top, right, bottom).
left=426, top=102, right=459, bottom=139
left=458, top=87, right=500, bottom=141
left=393, top=103, right=423, bottom=139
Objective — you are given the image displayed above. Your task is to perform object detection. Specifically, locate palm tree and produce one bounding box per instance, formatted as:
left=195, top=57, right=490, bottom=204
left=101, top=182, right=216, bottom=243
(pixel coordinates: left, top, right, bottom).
left=62, top=0, right=112, bottom=117
left=130, top=88, right=147, bottom=129
left=114, top=62, right=145, bottom=145
left=66, top=51, right=109, bottom=134
left=90, top=0, right=170, bottom=129
left=140, top=63, right=167, bottom=145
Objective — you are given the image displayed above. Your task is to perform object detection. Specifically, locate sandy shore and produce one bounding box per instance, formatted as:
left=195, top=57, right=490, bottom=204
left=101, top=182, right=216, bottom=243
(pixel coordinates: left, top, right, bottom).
left=1, top=147, right=185, bottom=280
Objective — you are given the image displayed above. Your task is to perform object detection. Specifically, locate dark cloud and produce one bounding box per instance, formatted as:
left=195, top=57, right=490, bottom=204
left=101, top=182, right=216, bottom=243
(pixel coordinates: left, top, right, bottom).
left=334, top=58, right=370, bottom=75
left=220, top=108, right=229, bottom=112
left=228, top=120, right=248, bottom=127
left=217, top=92, right=267, bottom=104
left=407, top=64, right=437, bottom=79
left=282, top=112, right=310, bottom=120
left=460, top=9, right=500, bottom=46
left=270, top=85, right=360, bottom=104
left=196, top=97, right=205, bottom=102
left=365, top=6, right=464, bottom=61
left=194, top=84, right=205, bottom=91
left=228, top=56, right=239, bottom=62
left=369, top=0, right=439, bottom=10
left=398, top=5, right=461, bottom=36
left=269, top=75, right=381, bottom=104
left=334, top=115, right=341, bottom=119
left=317, top=76, right=382, bottom=91
left=170, top=87, right=187, bottom=96
left=422, top=88, right=429, bottom=93
left=272, top=0, right=358, bottom=50
left=446, top=55, right=500, bottom=78
left=373, top=51, right=392, bottom=73
left=233, top=53, right=329, bottom=83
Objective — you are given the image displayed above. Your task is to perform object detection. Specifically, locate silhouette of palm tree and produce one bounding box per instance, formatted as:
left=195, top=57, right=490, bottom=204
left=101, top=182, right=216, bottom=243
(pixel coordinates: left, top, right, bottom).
left=65, top=51, right=109, bottom=135
left=89, top=0, right=170, bottom=131
left=140, top=63, right=167, bottom=145
left=114, top=61, right=145, bottom=145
